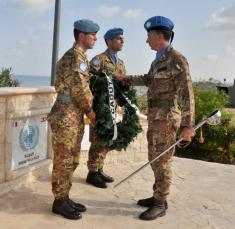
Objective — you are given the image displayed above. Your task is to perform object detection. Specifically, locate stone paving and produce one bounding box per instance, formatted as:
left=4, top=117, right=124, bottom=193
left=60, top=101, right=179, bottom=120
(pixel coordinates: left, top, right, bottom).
left=0, top=157, right=235, bottom=229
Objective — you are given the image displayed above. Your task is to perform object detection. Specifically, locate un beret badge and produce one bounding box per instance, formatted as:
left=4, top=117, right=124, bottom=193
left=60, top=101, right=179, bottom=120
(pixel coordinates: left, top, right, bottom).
left=146, top=21, right=151, bottom=28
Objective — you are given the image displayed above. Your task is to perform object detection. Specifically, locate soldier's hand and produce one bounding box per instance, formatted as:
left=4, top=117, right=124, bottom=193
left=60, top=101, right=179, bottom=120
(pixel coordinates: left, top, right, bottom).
left=86, top=111, right=96, bottom=124
left=114, top=72, right=126, bottom=81
left=180, top=127, right=195, bottom=142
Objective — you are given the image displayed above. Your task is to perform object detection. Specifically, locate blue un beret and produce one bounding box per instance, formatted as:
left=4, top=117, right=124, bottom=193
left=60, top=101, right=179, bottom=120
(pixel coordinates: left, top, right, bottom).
left=74, top=19, right=100, bottom=33
left=144, top=16, right=174, bottom=32
left=104, top=28, right=124, bottom=40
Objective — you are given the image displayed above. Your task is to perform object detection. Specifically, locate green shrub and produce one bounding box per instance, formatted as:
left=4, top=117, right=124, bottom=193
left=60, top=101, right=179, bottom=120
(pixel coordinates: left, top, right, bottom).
left=136, top=80, right=235, bottom=164
left=176, top=86, right=235, bottom=164
left=0, top=68, right=19, bottom=87
left=136, top=94, right=147, bottom=115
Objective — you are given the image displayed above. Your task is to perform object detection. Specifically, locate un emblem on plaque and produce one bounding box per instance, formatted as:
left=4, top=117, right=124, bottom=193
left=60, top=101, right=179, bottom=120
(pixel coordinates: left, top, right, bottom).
left=19, top=125, right=40, bottom=151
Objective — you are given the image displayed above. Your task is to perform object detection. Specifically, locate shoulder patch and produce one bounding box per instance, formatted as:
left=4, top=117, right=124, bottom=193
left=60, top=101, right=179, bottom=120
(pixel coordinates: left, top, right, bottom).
left=92, top=58, right=101, bottom=66
left=79, top=62, right=87, bottom=72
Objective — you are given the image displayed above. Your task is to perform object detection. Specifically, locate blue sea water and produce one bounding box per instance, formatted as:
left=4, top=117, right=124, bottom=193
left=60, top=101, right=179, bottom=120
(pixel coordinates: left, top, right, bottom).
left=13, top=75, right=51, bottom=87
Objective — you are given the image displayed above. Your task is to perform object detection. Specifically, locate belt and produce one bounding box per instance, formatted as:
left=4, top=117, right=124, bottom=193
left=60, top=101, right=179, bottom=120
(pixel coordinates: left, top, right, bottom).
left=57, top=93, right=76, bottom=104
left=148, top=99, right=177, bottom=108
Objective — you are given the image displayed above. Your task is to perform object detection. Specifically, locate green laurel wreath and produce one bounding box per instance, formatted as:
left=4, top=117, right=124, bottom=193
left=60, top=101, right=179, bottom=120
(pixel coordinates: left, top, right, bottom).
left=90, top=72, right=142, bottom=151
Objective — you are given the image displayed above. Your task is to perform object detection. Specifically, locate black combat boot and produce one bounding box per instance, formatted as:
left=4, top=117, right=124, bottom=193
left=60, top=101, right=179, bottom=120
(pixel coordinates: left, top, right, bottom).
left=86, top=171, right=107, bottom=188
left=139, top=198, right=166, bottom=220
left=137, top=196, right=168, bottom=209
left=52, top=198, right=82, bottom=220
left=66, top=196, right=87, bottom=212
left=98, top=169, right=114, bottom=183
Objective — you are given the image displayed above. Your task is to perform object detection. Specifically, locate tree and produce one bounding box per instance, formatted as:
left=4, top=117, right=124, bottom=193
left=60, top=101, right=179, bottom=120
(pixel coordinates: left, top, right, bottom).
left=0, top=68, right=20, bottom=87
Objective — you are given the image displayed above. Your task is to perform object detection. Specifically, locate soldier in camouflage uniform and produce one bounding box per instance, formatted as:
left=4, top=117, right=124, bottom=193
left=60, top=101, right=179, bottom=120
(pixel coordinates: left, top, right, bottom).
left=47, top=19, right=99, bottom=220
left=86, top=28, right=126, bottom=188
left=116, top=16, right=195, bottom=220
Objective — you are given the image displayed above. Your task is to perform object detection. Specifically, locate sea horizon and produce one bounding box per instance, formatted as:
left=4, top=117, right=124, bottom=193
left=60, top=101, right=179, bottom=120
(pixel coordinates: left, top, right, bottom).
left=13, top=74, right=51, bottom=87
left=12, top=74, right=147, bottom=94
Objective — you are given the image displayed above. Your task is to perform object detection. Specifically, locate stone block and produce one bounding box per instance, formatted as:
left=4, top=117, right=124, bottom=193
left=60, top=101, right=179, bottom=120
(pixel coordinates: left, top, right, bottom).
left=30, top=94, right=56, bottom=109
left=5, top=120, right=12, bottom=144
left=7, top=94, right=56, bottom=113
left=0, top=97, right=6, bottom=103
left=4, top=143, right=12, bottom=180
left=0, top=102, right=6, bottom=118
left=0, top=119, right=5, bottom=144
left=0, top=144, right=5, bottom=183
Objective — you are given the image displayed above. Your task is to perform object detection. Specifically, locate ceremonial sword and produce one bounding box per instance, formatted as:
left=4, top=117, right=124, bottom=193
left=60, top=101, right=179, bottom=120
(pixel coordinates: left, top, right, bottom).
left=114, top=110, right=221, bottom=188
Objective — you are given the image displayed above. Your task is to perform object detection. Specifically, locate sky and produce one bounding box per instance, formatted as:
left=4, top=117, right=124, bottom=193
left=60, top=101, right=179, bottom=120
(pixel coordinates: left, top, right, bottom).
left=0, top=0, right=235, bottom=84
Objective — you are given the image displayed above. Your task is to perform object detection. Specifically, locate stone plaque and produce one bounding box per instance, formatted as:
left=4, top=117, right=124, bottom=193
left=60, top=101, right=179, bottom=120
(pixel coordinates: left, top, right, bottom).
left=12, top=115, right=48, bottom=170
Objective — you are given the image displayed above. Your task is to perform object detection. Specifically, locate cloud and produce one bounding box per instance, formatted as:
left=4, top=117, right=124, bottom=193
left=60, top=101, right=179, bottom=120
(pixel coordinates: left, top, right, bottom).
left=226, top=45, right=235, bottom=56
left=8, top=49, right=24, bottom=57
left=204, top=54, right=218, bottom=61
left=40, top=23, right=54, bottom=32
left=17, top=40, right=28, bottom=46
left=123, top=8, right=144, bottom=19
left=6, top=0, right=54, bottom=16
left=96, top=6, right=144, bottom=19
left=205, top=3, right=235, bottom=31
left=96, top=5, right=120, bottom=17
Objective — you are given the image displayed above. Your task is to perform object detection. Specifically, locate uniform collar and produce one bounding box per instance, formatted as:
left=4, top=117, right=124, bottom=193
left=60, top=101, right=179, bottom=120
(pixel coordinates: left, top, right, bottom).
left=105, top=49, right=119, bottom=64
left=73, top=42, right=87, bottom=58
left=155, top=45, right=171, bottom=62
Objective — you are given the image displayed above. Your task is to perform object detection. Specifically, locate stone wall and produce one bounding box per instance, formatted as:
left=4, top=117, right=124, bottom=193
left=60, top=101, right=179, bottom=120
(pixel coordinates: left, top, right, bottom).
left=0, top=87, right=56, bottom=194
left=0, top=87, right=148, bottom=195
left=0, top=96, right=6, bottom=183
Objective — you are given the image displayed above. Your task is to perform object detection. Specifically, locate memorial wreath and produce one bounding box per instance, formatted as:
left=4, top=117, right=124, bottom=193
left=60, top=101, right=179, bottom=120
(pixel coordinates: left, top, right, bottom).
left=90, top=72, right=142, bottom=151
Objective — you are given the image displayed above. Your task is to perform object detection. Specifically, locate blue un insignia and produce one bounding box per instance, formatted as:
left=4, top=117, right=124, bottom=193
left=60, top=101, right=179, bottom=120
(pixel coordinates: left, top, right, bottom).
left=92, top=58, right=101, bottom=66
left=79, top=62, right=87, bottom=72
left=19, top=125, right=40, bottom=152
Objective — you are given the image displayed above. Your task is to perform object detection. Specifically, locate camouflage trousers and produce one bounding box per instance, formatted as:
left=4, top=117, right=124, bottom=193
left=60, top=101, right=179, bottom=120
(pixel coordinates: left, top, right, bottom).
left=147, top=119, right=179, bottom=201
left=87, top=125, right=108, bottom=171
left=49, top=114, right=84, bottom=200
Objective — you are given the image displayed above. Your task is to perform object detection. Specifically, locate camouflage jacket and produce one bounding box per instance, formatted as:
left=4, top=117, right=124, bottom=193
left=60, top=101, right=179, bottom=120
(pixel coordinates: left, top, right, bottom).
left=48, top=43, right=93, bottom=119
left=127, top=46, right=195, bottom=127
left=90, top=49, right=126, bottom=76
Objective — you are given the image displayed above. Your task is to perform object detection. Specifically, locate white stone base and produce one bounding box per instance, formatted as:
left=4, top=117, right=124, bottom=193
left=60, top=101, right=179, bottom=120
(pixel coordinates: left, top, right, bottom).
left=0, top=159, right=52, bottom=195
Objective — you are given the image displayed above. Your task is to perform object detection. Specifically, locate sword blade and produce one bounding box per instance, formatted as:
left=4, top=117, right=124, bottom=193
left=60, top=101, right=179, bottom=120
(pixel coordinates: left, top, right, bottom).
left=114, top=118, right=209, bottom=189
left=114, top=138, right=183, bottom=188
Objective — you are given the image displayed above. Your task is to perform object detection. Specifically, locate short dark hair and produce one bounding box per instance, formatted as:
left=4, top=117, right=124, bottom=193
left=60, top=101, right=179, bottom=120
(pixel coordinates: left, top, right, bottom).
left=104, top=39, right=109, bottom=46
left=74, top=29, right=81, bottom=41
left=154, top=29, right=172, bottom=41
left=73, top=29, right=89, bottom=41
